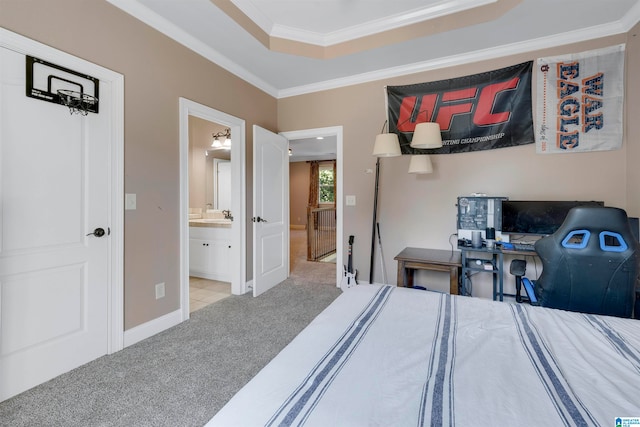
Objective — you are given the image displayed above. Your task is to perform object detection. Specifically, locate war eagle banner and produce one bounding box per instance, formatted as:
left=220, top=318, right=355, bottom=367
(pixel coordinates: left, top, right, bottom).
left=386, top=61, right=534, bottom=155
left=536, top=44, right=624, bottom=154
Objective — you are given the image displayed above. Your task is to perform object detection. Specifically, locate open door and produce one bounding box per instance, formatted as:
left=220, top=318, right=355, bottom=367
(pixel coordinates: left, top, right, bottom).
left=253, top=125, right=289, bottom=296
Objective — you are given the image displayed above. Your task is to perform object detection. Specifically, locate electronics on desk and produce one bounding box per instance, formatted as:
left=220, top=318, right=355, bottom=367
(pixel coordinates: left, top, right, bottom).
left=456, top=196, right=507, bottom=242
left=500, top=200, right=604, bottom=239
left=456, top=197, right=632, bottom=249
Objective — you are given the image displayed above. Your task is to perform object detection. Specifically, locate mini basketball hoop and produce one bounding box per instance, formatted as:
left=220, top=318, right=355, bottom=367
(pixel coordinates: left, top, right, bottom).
left=57, top=89, right=99, bottom=116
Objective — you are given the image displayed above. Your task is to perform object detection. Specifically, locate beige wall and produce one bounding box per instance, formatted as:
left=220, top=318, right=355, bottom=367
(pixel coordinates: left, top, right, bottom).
left=0, top=0, right=277, bottom=329
left=279, top=31, right=638, bottom=296
left=3, top=0, right=639, bottom=322
left=290, top=162, right=310, bottom=227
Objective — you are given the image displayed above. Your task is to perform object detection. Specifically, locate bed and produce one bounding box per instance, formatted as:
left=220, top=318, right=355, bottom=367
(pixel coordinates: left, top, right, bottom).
left=207, top=284, right=640, bottom=426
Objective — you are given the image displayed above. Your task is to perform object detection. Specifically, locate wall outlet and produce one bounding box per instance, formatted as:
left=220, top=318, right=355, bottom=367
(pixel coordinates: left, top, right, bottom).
left=155, top=282, right=165, bottom=299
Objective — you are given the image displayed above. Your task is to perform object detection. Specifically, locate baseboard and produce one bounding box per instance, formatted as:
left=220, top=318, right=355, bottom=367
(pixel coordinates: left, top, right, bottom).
left=123, top=308, right=183, bottom=347
left=290, top=224, right=306, bottom=230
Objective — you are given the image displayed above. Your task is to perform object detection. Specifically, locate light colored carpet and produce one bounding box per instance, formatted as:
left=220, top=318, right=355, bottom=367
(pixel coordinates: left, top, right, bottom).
left=289, top=229, right=338, bottom=286
left=0, top=279, right=342, bottom=427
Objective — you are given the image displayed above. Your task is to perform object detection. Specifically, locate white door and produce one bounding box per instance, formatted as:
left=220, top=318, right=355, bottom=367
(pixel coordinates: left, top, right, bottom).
left=214, top=159, right=231, bottom=211
left=0, top=48, right=111, bottom=400
left=253, top=125, right=289, bottom=296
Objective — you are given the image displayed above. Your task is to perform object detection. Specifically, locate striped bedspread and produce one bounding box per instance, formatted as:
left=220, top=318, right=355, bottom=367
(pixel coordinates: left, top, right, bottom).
left=207, top=285, right=640, bottom=426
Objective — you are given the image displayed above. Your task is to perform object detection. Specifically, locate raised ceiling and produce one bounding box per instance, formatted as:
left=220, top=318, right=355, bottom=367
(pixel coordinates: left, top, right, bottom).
left=107, top=0, right=640, bottom=98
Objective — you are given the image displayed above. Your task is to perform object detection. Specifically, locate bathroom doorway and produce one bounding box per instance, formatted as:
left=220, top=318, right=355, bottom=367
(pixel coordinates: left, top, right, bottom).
left=188, top=117, right=233, bottom=312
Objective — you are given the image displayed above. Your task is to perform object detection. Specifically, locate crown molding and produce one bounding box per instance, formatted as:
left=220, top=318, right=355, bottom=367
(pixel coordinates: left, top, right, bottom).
left=264, top=0, right=497, bottom=47
left=106, top=0, right=640, bottom=100
left=105, top=0, right=279, bottom=97
left=278, top=18, right=636, bottom=98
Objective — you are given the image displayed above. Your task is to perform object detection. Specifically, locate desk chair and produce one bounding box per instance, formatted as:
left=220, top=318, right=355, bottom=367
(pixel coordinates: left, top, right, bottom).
left=514, top=206, right=640, bottom=318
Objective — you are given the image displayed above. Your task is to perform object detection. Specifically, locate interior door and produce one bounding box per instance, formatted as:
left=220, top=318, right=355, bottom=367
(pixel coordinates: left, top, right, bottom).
left=0, top=47, right=111, bottom=401
left=253, top=125, right=289, bottom=296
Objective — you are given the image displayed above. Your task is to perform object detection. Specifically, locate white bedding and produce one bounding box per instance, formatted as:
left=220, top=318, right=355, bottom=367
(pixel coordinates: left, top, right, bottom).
left=207, top=285, right=640, bottom=426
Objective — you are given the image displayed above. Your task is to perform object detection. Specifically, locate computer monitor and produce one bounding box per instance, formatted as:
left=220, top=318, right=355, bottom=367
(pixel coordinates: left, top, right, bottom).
left=501, top=200, right=604, bottom=236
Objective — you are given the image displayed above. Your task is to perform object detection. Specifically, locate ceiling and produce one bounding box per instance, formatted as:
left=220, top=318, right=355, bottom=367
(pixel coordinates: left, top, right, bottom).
left=106, top=0, right=640, bottom=99
left=288, top=136, right=337, bottom=163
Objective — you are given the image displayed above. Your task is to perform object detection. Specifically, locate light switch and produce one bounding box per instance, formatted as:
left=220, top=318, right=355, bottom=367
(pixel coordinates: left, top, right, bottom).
left=346, top=195, right=356, bottom=206
left=125, top=193, right=137, bottom=210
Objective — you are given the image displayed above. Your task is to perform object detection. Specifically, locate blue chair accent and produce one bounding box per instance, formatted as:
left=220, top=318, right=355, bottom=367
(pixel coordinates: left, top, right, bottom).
left=561, top=229, right=590, bottom=249
left=599, top=231, right=628, bottom=252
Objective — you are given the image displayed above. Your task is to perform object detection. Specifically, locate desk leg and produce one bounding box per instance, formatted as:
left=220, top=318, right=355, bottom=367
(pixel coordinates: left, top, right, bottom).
left=450, top=267, right=459, bottom=295
left=396, top=261, right=413, bottom=288
left=397, top=261, right=405, bottom=287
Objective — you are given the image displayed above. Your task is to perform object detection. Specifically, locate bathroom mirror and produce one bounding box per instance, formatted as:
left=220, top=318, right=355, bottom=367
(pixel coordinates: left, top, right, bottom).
left=206, top=152, right=231, bottom=211
left=188, top=116, right=232, bottom=213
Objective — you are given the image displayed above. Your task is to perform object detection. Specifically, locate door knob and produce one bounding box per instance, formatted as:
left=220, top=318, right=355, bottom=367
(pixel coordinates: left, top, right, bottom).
left=86, top=227, right=109, bottom=237
left=252, top=216, right=268, bottom=223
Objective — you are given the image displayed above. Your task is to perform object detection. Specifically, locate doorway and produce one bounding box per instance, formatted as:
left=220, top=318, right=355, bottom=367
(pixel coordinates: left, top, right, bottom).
left=179, top=98, right=246, bottom=321
left=281, top=127, right=343, bottom=287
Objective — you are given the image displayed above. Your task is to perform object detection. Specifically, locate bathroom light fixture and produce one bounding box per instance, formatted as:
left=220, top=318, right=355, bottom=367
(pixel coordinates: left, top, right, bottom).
left=288, top=148, right=292, bottom=156
left=212, top=128, right=231, bottom=150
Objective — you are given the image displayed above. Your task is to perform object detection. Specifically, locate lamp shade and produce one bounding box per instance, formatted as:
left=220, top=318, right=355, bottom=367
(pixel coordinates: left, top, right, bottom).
left=372, top=133, right=401, bottom=157
left=408, top=155, right=433, bottom=174
left=410, top=122, right=442, bottom=149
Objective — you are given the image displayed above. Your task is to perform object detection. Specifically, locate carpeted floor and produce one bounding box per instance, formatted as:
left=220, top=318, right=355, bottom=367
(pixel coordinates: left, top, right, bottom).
left=0, top=279, right=342, bottom=427
left=289, top=229, right=337, bottom=286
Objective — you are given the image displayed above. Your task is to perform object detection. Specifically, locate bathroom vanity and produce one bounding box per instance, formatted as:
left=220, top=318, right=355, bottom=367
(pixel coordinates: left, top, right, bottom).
left=189, top=220, right=231, bottom=282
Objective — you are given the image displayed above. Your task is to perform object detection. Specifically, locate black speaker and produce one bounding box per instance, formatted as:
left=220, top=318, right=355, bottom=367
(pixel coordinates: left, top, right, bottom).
left=486, top=227, right=496, bottom=240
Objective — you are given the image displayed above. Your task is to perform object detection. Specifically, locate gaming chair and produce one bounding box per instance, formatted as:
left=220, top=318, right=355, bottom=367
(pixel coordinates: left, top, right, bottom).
left=517, top=206, right=640, bottom=318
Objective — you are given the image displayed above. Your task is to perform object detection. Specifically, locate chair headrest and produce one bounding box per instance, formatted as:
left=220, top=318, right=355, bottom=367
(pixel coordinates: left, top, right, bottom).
left=556, top=206, right=631, bottom=235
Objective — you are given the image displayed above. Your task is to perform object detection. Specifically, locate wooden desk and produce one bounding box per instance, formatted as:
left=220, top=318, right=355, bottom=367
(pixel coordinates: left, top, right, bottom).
left=394, top=247, right=461, bottom=295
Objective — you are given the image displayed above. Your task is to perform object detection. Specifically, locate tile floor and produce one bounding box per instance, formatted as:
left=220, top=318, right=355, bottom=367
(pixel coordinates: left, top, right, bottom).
left=189, top=277, right=231, bottom=313
left=189, top=229, right=336, bottom=313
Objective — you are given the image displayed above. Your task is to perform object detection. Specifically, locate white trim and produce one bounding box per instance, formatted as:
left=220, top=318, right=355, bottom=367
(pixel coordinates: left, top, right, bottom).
left=105, top=0, right=278, bottom=97
left=179, top=98, right=247, bottom=322
left=104, top=0, right=639, bottom=99
left=123, top=308, right=183, bottom=347
left=278, top=20, right=635, bottom=98
left=280, top=126, right=343, bottom=287
left=0, top=28, right=125, bottom=353
left=269, top=0, right=496, bottom=47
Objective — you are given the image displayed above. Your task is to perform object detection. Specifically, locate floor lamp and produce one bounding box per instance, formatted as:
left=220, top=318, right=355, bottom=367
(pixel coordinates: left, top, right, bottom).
left=369, top=122, right=442, bottom=284
left=370, top=132, right=401, bottom=284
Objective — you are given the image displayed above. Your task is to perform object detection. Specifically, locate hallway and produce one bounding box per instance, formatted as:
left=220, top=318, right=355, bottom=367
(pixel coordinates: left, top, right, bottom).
left=289, top=228, right=337, bottom=286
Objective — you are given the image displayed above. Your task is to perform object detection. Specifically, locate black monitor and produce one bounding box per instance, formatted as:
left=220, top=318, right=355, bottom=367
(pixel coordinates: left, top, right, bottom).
left=501, top=200, right=604, bottom=236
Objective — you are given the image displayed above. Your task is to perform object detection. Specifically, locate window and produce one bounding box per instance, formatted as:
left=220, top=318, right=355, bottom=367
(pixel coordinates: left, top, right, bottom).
left=318, top=163, right=335, bottom=204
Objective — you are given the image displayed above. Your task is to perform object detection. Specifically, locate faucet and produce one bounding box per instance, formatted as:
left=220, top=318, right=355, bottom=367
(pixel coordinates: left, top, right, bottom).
left=222, top=210, right=233, bottom=221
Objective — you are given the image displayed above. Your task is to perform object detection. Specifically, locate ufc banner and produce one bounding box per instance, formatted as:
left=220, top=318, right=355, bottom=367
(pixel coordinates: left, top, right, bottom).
left=386, top=61, right=534, bottom=155
left=536, top=44, right=624, bottom=154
